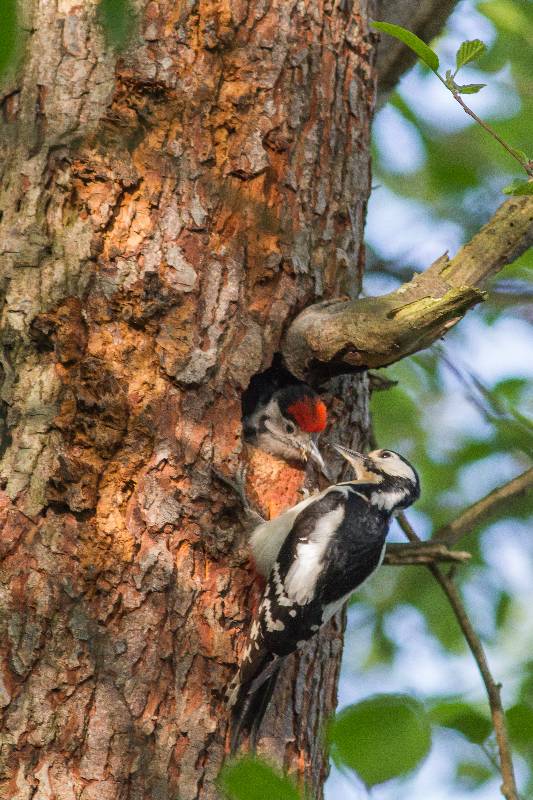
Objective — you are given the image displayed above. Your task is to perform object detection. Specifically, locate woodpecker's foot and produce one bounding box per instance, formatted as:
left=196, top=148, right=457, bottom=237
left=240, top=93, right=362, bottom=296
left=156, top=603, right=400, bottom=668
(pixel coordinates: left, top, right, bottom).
left=212, top=465, right=249, bottom=507
left=212, top=466, right=265, bottom=527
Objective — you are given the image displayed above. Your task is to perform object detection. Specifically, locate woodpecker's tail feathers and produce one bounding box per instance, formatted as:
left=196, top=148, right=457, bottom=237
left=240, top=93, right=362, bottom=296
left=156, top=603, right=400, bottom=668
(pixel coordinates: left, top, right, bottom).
left=228, top=652, right=283, bottom=753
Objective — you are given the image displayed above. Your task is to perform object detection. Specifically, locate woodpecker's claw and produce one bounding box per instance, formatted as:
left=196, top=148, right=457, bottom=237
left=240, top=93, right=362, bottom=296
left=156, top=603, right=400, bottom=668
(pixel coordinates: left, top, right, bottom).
left=211, top=466, right=265, bottom=527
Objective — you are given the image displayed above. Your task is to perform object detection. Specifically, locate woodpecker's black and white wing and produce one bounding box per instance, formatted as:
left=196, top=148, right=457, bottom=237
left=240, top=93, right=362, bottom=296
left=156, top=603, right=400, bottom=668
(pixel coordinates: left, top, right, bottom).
left=228, top=486, right=388, bottom=749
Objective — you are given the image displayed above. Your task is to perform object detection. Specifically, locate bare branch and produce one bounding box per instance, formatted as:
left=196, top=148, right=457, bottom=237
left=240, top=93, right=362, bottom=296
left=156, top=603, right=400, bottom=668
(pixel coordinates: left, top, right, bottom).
left=434, top=467, right=533, bottom=546
left=283, top=197, right=533, bottom=379
left=397, top=514, right=519, bottom=800
left=431, top=572, right=519, bottom=800
left=384, top=541, right=471, bottom=565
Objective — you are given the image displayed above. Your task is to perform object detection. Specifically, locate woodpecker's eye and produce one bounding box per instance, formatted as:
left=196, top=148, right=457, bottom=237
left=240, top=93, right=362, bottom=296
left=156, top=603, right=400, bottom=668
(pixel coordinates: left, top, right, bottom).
left=381, top=451, right=392, bottom=459
left=285, top=421, right=296, bottom=434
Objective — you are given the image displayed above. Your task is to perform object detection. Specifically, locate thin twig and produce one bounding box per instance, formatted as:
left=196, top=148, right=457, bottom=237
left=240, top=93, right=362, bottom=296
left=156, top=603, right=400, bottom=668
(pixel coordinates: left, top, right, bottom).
left=450, top=87, right=533, bottom=177
left=397, top=514, right=519, bottom=800
left=433, top=467, right=533, bottom=546
left=383, top=542, right=471, bottom=565
left=435, top=71, right=531, bottom=177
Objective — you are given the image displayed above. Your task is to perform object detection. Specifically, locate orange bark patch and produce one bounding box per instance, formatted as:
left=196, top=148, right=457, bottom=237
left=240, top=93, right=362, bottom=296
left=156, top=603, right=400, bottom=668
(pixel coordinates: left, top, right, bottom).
left=245, top=447, right=307, bottom=520
left=0, top=494, right=35, bottom=558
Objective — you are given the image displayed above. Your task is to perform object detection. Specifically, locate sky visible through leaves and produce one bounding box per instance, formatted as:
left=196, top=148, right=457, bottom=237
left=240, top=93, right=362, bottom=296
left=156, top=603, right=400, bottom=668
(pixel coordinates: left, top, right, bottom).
left=325, top=1, right=533, bottom=798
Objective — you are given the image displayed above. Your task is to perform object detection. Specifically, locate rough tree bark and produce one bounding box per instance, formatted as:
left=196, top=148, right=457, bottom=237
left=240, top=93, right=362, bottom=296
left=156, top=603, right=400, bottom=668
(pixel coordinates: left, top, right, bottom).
left=0, top=2, right=376, bottom=799
left=2, top=3, right=530, bottom=800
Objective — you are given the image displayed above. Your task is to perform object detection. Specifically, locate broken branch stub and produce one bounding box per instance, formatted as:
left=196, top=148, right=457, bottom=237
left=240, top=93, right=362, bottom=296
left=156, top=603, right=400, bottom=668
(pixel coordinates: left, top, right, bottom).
left=283, top=271, right=484, bottom=378
left=283, top=196, right=533, bottom=379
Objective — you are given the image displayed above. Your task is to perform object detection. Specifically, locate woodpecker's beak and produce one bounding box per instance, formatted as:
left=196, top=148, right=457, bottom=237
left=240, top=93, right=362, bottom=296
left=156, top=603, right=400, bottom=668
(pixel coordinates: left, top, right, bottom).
left=307, top=440, right=330, bottom=478
left=332, top=444, right=372, bottom=480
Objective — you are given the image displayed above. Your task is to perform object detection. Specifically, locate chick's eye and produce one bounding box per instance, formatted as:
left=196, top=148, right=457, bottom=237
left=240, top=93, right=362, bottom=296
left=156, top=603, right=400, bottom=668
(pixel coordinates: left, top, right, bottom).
left=381, top=451, right=392, bottom=459
left=285, top=421, right=296, bottom=434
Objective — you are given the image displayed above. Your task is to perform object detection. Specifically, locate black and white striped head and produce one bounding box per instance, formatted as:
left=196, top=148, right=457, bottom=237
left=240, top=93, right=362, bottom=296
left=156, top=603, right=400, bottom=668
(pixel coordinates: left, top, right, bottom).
left=333, top=445, right=420, bottom=512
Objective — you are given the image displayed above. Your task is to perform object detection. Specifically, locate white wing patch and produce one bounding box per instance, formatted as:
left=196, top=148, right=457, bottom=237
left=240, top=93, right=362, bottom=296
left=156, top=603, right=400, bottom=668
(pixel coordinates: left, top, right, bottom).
left=284, top=505, right=345, bottom=605
left=250, top=493, right=319, bottom=578
left=250, top=485, right=350, bottom=577
left=272, top=563, right=294, bottom=607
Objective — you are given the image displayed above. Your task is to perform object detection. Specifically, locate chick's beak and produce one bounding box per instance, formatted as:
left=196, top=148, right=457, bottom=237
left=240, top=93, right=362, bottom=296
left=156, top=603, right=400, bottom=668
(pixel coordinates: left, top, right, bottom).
left=306, top=439, right=331, bottom=480
left=332, top=443, right=367, bottom=477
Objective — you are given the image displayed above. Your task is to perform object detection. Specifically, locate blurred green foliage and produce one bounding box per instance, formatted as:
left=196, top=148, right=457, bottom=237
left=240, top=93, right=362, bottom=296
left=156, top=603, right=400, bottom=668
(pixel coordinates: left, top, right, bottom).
left=428, top=699, right=492, bottom=743
left=329, top=694, right=432, bottom=786
left=0, top=0, right=22, bottom=83
left=96, top=0, right=138, bottom=52
left=372, top=0, right=533, bottom=242
left=455, top=760, right=494, bottom=790
left=361, top=1, right=533, bottom=796
left=365, top=351, right=532, bottom=791
left=219, top=758, right=300, bottom=800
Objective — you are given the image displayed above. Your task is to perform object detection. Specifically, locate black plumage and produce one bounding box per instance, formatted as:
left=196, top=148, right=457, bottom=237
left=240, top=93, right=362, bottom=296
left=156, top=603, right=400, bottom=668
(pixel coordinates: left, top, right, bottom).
left=228, top=447, right=420, bottom=751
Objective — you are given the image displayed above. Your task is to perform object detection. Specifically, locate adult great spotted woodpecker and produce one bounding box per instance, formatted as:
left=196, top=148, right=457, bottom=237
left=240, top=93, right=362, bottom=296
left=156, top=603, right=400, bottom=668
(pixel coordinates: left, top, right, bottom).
left=227, top=445, right=420, bottom=751
left=241, top=358, right=328, bottom=473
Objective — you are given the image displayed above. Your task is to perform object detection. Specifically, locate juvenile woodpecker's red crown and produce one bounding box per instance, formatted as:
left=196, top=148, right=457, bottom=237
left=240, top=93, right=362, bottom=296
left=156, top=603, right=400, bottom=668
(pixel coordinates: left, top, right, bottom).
left=286, top=396, right=327, bottom=433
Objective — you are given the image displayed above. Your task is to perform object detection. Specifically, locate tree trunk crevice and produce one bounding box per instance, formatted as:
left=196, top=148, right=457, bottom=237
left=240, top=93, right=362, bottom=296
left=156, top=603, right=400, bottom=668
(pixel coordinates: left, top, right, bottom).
left=1, top=2, right=376, bottom=799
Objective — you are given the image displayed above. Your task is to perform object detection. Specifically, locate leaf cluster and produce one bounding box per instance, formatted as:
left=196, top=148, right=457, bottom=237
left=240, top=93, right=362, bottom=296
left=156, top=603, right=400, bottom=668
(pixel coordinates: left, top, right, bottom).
left=373, top=3, right=533, bottom=216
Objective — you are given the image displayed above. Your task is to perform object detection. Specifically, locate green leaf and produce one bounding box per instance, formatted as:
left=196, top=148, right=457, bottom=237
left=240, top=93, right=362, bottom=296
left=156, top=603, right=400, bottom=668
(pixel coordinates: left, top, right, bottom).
left=96, top=0, right=138, bottom=51
left=506, top=702, right=533, bottom=751
left=502, top=179, right=533, bottom=196
left=455, top=83, right=486, bottom=94
left=493, top=378, right=530, bottom=405
left=219, top=758, right=300, bottom=800
left=456, top=761, right=493, bottom=789
left=372, top=21, right=439, bottom=72
left=429, top=700, right=492, bottom=744
left=0, top=0, right=21, bottom=81
left=455, top=39, right=487, bottom=72
left=329, top=694, right=432, bottom=786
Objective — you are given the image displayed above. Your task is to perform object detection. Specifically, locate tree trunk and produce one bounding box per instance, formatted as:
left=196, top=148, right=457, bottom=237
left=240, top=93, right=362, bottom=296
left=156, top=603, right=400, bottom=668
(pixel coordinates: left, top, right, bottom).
left=0, top=2, right=375, bottom=798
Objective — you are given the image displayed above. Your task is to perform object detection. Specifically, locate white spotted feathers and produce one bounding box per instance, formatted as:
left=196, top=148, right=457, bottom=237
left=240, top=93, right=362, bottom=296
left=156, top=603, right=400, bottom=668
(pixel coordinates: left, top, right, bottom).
left=228, top=445, right=420, bottom=751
